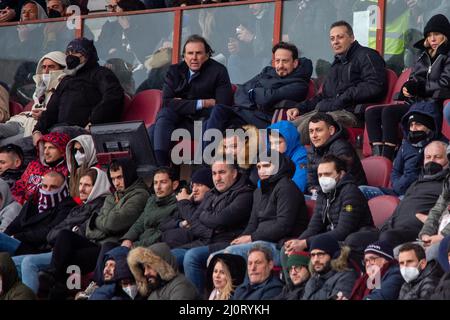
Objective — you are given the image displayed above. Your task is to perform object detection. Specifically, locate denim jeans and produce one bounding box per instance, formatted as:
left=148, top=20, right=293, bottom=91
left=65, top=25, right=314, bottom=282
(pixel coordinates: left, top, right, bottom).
left=444, top=102, right=450, bottom=126
left=211, top=241, right=281, bottom=267
left=0, top=232, right=21, bottom=254
left=358, top=186, right=385, bottom=200
left=171, top=246, right=210, bottom=297
left=13, top=252, right=52, bottom=294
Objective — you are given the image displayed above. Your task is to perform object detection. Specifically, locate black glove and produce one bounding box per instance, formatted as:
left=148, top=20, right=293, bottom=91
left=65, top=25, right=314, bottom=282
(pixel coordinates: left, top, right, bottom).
left=403, top=79, right=426, bottom=97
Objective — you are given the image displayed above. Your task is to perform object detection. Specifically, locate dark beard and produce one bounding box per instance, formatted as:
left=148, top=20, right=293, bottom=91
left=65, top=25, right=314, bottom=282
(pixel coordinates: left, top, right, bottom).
left=147, top=274, right=164, bottom=291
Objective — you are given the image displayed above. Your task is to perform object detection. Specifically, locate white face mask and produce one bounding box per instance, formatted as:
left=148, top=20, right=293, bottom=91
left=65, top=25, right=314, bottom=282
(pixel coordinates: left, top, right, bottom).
left=74, top=150, right=86, bottom=166
left=319, top=176, right=337, bottom=193
left=122, top=284, right=138, bottom=299
left=41, top=73, right=51, bottom=87
left=400, top=266, right=420, bottom=283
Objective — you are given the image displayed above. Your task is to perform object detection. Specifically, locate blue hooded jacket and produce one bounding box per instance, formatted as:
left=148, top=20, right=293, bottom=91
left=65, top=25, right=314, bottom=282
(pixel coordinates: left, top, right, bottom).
left=267, top=121, right=307, bottom=192
left=391, top=101, right=446, bottom=195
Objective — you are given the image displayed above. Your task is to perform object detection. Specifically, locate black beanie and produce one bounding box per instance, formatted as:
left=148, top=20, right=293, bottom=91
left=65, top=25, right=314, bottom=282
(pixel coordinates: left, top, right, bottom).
left=191, top=167, right=214, bottom=189
left=407, top=112, right=435, bottom=131
left=424, top=14, right=450, bottom=40
left=309, top=234, right=340, bottom=258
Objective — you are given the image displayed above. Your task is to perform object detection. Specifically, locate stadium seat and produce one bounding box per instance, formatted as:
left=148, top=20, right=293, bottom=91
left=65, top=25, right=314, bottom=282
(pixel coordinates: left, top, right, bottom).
left=361, top=156, right=393, bottom=188
left=305, top=199, right=316, bottom=220
left=9, top=100, right=23, bottom=116
left=368, top=195, right=400, bottom=228
left=271, top=79, right=316, bottom=123
left=23, top=101, right=33, bottom=112
left=441, top=99, right=450, bottom=139
left=122, top=90, right=162, bottom=127
left=362, top=68, right=412, bottom=157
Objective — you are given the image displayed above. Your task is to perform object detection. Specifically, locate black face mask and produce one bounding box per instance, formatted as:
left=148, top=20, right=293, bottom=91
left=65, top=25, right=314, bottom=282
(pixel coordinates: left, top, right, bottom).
left=48, top=9, right=62, bottom=18
left=66, top=55, right=81, bottom=70
left=423, top=161, right=443, bottom=176
left=408, top=130, right=428, bottom=144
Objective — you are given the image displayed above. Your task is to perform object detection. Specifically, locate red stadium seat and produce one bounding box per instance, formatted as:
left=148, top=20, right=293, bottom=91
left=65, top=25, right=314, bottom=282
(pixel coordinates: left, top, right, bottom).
left=122, top=90, right=162, bottom=127
left=361, top=156, right=393, bottom=188
left=368, top=195, right=400, bottom=228
left=305, top=199, right=316, bottom=220
left=9, top=100, right=23, bottom=116
left=23, top=101, right=33, bottom=112
left=363, top=68, right=412, bottom=157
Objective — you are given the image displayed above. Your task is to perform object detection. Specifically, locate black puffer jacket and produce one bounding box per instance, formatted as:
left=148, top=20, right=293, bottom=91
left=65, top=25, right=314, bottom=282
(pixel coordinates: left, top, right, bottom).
left=399, top=261, right=441, bottom=300
left=307, top=123, right=367, bottom=192
left=383, top=168, right=449, bottom=234
left=242, top=154, right=309, bottom=247
left=233, top=58, right=313, bottom=113
left=162, top=58, right=233, bottom=118
left=400, top=40, right=450, bottom=102
left=34, top=56, right=124, bottom=133
left=46, top=196, right=107, bottom=247
left=180, top=174, right=254, bottom=252
left=295, top=41, right=386, bottom=113
left=5, top=197, right=77, bottom=252
left=300, top=174, right=374, bottom=245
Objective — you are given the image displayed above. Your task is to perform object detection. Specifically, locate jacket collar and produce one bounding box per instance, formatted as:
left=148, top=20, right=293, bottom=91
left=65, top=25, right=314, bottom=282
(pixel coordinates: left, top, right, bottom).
left=332, top=41, right=360, bottom=65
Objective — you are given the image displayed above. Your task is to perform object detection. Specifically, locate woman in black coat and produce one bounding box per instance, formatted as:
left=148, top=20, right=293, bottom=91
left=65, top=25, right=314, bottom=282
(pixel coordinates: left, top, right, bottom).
left=365, top=14, right=450, bottom=160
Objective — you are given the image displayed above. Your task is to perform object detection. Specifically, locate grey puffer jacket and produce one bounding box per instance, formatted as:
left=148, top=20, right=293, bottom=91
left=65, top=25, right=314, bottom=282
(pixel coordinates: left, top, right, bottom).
left=399, top=261, right=441, bottom=300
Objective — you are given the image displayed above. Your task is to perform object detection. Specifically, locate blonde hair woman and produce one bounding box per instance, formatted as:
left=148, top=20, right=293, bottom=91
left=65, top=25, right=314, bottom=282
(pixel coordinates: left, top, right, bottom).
left=206, top=253, right=246, bottom=300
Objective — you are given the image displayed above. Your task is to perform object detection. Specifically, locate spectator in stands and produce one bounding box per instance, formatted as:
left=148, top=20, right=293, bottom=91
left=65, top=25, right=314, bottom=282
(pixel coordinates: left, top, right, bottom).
left=419, top=158, right=450, bottom=259
left=88, top=246, right=141, bottom=300
left=46, top=159, right=149, bottom=299
left=379, top=141, right=449, bottom=247
left=216, top=152, right=309, bottom=267
left=0, top=171, right=76, bottom=256
left=227, top=3, right=274, bottom=84
left=12, top=168, right=110, bottom=294
left=0, top=51, right=66, bottom=143
left=0, top=81, right=9, bottom=123
left=32, top=38, right=124, bottom=144
left=104, top=58, right=135, bottom=97
left=0, top=144, right=25, bottom=188
left=282, top=154, right=375, bottom=270
left=0, top=252, right=36, bottom=300
left=431, top=235, right=450, bottom=299
left=169, top=158, right=253, bottom=296
left=306, top=113, right=367, bottom=196
left=366, top=14, right=450, bottom=160
left=206, top=253, right=246, bottom=300
left=118, top=167, right=179, bottom=249
left=302, top=234, right=358, bottom=300
left=45, top=0, right=69, bottom=17
left=231, top=244, right=283, bottom=300
left=128, top=242, right=199, bottom=300
left=274, top=251, right=310, bottom=300
left=11, top=132, right=70, bottom=204
left=268, top=121, right=308, bottom=192
left=348, top=241, right=404, bottom=300
left=148, top=34, right=233, bottom=166
left=0, top=179, right=22, bottom=233
left=361, top=102, right=444, bottom=199
left=160, top=167, right=214, bottom=248
left=0, top=1, right=19, bottom=22
left=287, top=20, right=387, bottom=140
left=205, top=42, right=313, bottom=133
left=398, top=243, right=440, bottom=300
left=218, top=125, right=259, bottom=187
left=65, top=135, right=97, bottom=199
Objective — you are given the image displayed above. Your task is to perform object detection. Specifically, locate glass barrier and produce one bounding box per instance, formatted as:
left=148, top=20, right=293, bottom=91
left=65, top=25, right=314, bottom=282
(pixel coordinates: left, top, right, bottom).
left=283, top=0, right=381, bottom=80
left=181, top=2, right=275, bottom=84
left=0, top=20, right=76, bottom=106
left=84, top=11, right=174, bottom=96
left=384, top=0, right=450, bottom=75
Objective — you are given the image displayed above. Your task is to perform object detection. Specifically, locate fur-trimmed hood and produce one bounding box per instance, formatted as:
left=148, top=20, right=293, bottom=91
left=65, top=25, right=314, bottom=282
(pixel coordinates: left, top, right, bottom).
left=127, top=243, right=177, bottom=296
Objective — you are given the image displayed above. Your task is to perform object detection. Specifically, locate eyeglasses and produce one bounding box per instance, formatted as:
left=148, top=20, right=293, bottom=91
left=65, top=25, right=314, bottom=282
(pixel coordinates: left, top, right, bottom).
left=310, top=252, right=327, bottom=259
left=290, top=265, right=305, bottom=273
left=105, top=4, right=118, bottom=11
left=364, top=256, right=382, bottom=265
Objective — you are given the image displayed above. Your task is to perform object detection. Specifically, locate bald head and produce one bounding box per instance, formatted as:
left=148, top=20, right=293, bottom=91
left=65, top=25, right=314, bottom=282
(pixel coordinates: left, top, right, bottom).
left=424, top=141, right=449, bottom=168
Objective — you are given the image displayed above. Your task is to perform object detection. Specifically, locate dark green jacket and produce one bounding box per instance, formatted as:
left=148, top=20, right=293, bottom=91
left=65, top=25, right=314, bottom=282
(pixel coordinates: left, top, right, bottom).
left=85, top=179, right=150, bottom=244
left=121, top=193, right=178, bottom=247
left=0, top=252, right=36, bottom=300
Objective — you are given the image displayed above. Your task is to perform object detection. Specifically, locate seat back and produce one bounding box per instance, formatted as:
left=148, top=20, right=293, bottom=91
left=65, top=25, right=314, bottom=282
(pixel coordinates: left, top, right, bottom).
left=272, top=79, right=316, bottom=123
left=368, top=195, right=400, bottom=228
left=122, top=90, right=162, bottom=127
left=361, top=156, right=393, bottom=188
left=9, top=100, right=23, bottom=116
left=382, top=69, right=399, bottom=104
left=305, top=199, right=316, bottom=220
